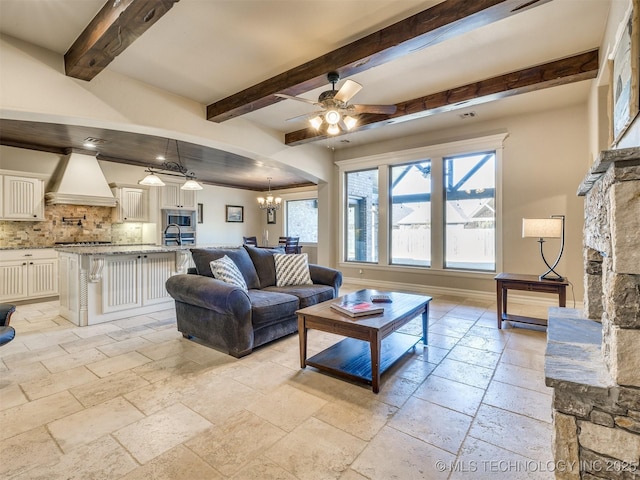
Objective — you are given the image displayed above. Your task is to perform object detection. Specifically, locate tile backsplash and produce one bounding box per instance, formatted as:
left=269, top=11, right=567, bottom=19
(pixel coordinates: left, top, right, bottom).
left=0, top=204, right=145, bottom=248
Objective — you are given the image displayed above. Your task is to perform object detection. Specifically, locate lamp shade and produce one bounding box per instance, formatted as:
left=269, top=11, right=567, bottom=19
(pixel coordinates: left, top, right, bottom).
left=522, top=218, right=563, bottom=238
left=138, top=172, right=165, bottom=186
left=181, top=178, right=203, bottom=190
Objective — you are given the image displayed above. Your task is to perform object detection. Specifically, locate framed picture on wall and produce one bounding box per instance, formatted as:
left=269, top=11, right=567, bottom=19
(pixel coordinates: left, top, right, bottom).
left=610, top=0, right=639, bottom=143
left=267, top=208, right=276, bottom=224
left=197, top=203, right=203, bottom=223
left=226, top=205, right=244, bottom=223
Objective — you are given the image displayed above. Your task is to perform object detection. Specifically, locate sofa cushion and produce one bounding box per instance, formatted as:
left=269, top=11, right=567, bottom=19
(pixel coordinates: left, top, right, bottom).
left=209, top=255, right=248, bottom=292
left=247, top=290, right=299, bottom=328
left=274, top=253, right=313, bottom=287
left=265, top=284, right=335, bottom=309
left=244, top=245, right=285, bottom=289
left=191, top=248, right=260, bottom=290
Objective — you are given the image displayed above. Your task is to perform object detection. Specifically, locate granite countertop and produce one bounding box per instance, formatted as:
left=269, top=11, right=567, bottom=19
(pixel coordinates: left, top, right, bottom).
left=53, top=244, right=191, bottom=255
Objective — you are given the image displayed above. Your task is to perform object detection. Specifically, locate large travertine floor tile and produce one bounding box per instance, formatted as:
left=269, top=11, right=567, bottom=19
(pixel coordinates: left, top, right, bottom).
left=314, top=396, right=397, bottom=441
left=451, top=436, right=554, bottom=479
left=69, top=370, right=151, bottom=408
left=493, top=362, right=551, bottom=394
left=20, top=364, right=98, bottom=400
left=119, top=445, right=224, bottom=480
left=265, top=416, right=366, bottom=480
left=469, top=404, right=553, bottom=463
left=113, top=403, right=212, bottom=464
left=181, top=372, right=263, bottom=425
left=447, top=344, right=501, bottom=369
left=0, top=383, right=28, bottom=411
left=483, top=380, right=552, bottom=423
left=20, top=435, right=138, bottom=480
left=0, top=390, right=83, bottom=441
left=0, top=426, right=61, bottom=478
left=413, top=375, right=485, bottom=416
left=432, top=358, right=494, bottom=389
left=40, top=347, right=108, bottom=373
left=388, top=396, right=473, bottom=453
left=48, top=396, right=144, bottom=452
left=86, top=351, right=152, bottom=378
left=186, top=409, right=286, bottom=476
left=246, top=383, right=326, bottom=431
left=229, top=456, right=298, bottom=480
left=351, top=425, right=453, bottom=480
left=59, top=333, right=115, bottom=354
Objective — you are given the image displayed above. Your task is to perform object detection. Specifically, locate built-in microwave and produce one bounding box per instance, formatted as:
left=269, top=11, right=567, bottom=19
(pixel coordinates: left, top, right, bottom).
left=162, top=209, right=196, bottom=231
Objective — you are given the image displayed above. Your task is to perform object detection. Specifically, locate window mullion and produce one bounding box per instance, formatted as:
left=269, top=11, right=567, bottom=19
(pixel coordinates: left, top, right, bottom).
left=431, top=156, right=444, bottom=270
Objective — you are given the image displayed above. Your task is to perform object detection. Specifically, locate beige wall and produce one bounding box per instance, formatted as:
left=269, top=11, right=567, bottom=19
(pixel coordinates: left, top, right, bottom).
left=333, top=103, right=589, bottom=302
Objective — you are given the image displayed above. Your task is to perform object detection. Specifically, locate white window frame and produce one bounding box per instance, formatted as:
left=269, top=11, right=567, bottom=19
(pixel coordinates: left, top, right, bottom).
left=336, top=133, right=507, bottom=279
left=280, top=190, right=319, bottom=246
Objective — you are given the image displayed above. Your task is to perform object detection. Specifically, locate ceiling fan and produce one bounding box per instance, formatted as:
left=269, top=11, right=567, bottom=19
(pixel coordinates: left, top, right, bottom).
left=275, top=72, right=397, bottom=135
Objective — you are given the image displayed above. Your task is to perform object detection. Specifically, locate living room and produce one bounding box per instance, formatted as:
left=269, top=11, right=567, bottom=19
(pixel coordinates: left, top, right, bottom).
left=1, top=0, right=639, bottom=478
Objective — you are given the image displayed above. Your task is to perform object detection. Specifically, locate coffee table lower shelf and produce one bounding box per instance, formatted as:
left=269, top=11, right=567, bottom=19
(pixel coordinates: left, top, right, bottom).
left=306, top=332, right=420, bottom=387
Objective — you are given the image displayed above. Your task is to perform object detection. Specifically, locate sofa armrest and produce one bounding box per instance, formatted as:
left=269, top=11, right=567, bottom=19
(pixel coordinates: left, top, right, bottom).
left=165, top=274, right=251, bottom=315
left=309, top=264, right=343, bottom=297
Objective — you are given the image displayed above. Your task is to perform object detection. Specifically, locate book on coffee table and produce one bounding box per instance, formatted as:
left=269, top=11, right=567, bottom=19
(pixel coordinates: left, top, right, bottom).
left=330, top=300, right=384, bottom=317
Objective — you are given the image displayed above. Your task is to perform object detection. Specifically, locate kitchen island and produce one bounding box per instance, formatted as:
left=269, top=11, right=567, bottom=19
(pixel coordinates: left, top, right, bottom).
left=55, top=245, right=192, bottom=326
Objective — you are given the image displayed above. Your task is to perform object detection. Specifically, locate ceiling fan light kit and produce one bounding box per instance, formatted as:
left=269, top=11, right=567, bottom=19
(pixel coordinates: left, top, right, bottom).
left=276, top=71, right=396, bottom=135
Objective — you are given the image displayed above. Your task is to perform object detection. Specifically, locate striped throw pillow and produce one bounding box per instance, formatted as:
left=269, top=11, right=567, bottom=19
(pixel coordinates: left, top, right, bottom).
left=210, top=255, right=248, bottom=292
left=274, top=253, right=313, bottom=287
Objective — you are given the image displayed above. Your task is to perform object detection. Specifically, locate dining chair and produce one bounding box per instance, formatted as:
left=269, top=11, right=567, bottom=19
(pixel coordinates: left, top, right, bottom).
left=243, top=236, right=258, bottom=246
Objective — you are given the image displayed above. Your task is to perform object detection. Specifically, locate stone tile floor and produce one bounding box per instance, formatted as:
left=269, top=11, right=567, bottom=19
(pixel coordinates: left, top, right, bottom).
left=0, top=286, right=555, bottom=479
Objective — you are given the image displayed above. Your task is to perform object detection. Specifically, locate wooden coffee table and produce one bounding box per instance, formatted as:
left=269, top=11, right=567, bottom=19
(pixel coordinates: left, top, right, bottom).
left=296, top=289, right=431, bottom=393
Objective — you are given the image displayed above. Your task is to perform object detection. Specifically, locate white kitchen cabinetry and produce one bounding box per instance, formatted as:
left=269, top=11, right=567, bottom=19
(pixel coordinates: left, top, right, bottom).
left=0, top=171, right=46, bottom=221
left=160, top=181, right=197, bottom=210
left=58, top=247, right=188, bottom=326
left=110, top=183, right=149, bottom=222
left=0, top=249, right=58, bottom=302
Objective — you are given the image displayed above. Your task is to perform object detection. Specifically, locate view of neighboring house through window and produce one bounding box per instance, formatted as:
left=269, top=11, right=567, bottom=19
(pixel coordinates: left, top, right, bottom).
left=345, top=169, right=379, bottom=262
left=444, top=151, right=496, bottom=271
left=390, top=161, right=431, bottom=266
left=286, top=198, right=318, bottom=242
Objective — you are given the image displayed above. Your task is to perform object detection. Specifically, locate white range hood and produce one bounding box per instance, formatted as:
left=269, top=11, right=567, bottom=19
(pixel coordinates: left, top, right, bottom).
left=45, top=153, right=117, bottom=207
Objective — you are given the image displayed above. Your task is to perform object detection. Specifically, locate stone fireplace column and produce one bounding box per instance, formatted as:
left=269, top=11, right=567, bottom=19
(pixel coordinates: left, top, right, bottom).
left=546, top=147, right=640, bottom=480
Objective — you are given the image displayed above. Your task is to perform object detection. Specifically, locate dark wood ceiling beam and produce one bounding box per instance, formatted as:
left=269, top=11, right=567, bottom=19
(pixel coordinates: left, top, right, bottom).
left=284, top=49, right=599, bottom=146
left=206, top=0, right=552, bottom=122
left=64, top=0, right=179, bottom=81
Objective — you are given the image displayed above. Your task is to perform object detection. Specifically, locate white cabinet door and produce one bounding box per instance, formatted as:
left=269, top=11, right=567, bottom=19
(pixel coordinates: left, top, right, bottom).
left=141, top=253, right=175, bottom=306
left=112, top=186, right=149, bottom=222
left=160, top=182, right=196, bottom=210
left=0, top=260, right=29, bottom=302
left=28, top=258, right=58, bottom=298
left=101, top=255, right=142, bottom=313
left=2, top=175, right=44, bottom=220
left=0, top=249, right=58, bottom=302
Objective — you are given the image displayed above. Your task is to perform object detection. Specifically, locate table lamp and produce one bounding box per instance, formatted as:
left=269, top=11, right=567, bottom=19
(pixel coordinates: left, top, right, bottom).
left=522, top=215, right=565, bottom=281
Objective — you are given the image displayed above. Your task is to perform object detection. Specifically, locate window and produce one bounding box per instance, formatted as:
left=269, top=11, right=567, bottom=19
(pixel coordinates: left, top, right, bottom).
left=345, top=169, right=378, bottom=262
left=390, top=161, right=431, bottom=266
left=338, top=133, right=504, bottom=274
left=286, top=199, right=318, bottom=242
left=444, top=152, right=496, bottom=271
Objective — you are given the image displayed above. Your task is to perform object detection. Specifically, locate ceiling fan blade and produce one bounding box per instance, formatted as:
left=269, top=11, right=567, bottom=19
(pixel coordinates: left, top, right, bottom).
left=352, top=104, right=397, bottom=115
left=274, top=93, right=320, bottom=107
left=285, top=111, right=323, bottom=123
left=334, top=79, right=363, bottom=103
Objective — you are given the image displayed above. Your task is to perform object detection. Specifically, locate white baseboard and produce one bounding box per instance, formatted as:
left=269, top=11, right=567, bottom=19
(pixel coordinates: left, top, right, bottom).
left=342, top=276, right=583, bottom=309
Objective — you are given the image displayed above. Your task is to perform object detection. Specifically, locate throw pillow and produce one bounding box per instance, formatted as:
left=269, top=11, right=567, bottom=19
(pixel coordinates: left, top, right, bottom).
left=274, top=253, right=313, bottom=287
left=210, top=255, right=248, bottom=292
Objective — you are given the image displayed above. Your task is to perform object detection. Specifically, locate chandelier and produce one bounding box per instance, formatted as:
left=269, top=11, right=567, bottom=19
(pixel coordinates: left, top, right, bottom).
left=139, top=139, right=203, bottom=190
left=257, top=177, right=281, bottom=210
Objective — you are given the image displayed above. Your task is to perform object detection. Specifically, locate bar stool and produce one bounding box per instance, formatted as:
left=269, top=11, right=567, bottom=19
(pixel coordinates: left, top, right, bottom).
left=0, top=304, right=16, bottom=347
